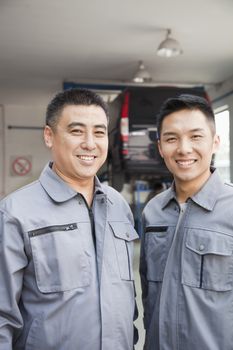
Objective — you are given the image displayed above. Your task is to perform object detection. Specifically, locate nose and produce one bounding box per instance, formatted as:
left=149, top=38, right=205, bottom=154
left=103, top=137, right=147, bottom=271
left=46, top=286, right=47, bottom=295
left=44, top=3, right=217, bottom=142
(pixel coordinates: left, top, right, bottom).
left=81, top=132, right=96, bottom=150
left=177, top=138, right=192, bottom=154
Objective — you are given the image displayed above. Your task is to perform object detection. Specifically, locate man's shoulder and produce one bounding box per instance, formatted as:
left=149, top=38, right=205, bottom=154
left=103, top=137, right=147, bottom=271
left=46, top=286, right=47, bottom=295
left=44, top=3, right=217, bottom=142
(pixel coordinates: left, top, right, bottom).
left=142, top=188, right=169, bottom=215
left=102, top=184, right=134, bottom=224
left=102, top=184, right=125, bottom=200
left=0, top=179, right=41, bottom=212
left=146, top=188, right=169, bottom=205
left=221, top=181, right=233, bottom=199
left=224, top=181, right=233, bottom=190
left=102, top=184, right=132, bottom=208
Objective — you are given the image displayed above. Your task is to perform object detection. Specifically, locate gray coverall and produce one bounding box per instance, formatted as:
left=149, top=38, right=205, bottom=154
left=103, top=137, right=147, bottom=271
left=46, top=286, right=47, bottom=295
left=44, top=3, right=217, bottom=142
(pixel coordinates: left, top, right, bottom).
left=140, top=169, right=233, bottom=350
left=0, top=163, right=138, bottom=350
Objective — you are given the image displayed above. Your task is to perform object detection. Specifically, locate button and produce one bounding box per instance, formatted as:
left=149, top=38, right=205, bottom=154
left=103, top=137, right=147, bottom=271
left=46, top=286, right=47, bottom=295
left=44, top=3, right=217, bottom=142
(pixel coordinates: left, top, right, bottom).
left=199, top=244, right=205, bottom=251
left=126, top=232, right=130, bottom=238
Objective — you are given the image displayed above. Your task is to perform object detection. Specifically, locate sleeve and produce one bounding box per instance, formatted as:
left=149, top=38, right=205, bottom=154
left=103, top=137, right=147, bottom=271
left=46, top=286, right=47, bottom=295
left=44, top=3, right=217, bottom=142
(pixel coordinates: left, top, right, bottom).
left=139, top=211, right=148, bottom=330
left=0, top=210, right=27, bottom=349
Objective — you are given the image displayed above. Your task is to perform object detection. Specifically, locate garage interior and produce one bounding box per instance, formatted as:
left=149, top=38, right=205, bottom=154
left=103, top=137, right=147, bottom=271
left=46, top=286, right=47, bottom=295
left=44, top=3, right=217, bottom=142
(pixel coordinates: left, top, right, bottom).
left=0, top=1, right=233, bottom=348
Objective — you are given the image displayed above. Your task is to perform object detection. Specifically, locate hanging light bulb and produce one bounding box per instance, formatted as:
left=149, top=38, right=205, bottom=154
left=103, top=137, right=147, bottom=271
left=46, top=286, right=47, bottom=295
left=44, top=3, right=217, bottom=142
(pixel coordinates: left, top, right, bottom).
left=132, top=60, right=152, bottom=83
left=157, top=29, right=183, bottom=58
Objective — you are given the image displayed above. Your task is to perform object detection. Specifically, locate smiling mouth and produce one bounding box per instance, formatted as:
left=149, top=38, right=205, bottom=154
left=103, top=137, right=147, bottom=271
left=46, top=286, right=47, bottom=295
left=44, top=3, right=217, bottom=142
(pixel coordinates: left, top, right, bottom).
left=176, top=159, right=197, bottom=167
left=77, top=155, right=96, bottom=161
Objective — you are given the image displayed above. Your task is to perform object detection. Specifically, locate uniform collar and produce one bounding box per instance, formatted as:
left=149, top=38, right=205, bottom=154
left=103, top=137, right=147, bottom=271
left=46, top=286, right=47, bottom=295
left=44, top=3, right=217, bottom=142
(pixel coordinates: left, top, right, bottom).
left=191, top=168, right=224, bottom=211
left=161, top=168, right=224, bottom=211
left=161, top=184, right=177, bottom=209
left=39, top=162, right=105, bottom=203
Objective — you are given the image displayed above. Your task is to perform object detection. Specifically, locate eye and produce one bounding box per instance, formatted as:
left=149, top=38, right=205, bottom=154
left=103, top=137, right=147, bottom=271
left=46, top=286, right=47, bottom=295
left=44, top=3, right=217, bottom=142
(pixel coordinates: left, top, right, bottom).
left=192, top=134, right=202, bottom=140
left=71, top=128, right=83, bottom=135
left=95, top=130, right=106, bottom=137
left=165, top=137, right=177, bottom=143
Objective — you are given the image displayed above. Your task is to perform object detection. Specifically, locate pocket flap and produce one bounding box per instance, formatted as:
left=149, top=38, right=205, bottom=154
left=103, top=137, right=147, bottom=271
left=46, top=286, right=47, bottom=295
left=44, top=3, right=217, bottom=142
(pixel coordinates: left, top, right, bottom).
left=109, top=221, right=139, bottom=241
left=186, top=229, right=232, bottom=256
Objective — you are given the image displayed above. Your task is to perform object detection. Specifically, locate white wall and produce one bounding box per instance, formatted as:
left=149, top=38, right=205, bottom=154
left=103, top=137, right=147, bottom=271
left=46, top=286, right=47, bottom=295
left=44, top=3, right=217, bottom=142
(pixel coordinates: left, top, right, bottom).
left=3, top=105, right=52, bottom=195
left=0, top=78, right=61, bottom=105
left=0, top=79, right=61, bottom=197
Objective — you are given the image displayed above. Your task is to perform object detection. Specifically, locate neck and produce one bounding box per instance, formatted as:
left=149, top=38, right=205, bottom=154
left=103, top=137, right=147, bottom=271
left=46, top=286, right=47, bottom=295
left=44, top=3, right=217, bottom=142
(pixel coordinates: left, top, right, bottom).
left=175, top=185, right=193, bottom=203
left=78, top=186, right=94, bottom=207
left=53, top=164, right=94, bottom=207
left=175, top=171, right=211, bottom=203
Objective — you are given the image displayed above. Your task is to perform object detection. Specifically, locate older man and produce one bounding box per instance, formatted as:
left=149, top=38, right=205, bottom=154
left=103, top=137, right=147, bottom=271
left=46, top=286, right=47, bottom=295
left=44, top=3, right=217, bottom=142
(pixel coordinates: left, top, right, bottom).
left=0, top=88, right=138, bottom=350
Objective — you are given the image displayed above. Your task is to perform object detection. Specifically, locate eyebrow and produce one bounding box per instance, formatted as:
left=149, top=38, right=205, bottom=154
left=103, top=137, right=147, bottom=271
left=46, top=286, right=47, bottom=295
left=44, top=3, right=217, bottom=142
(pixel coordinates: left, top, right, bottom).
left=67, top=122, right=107, bottom=130
left=162, top=128, right=205, bottom=136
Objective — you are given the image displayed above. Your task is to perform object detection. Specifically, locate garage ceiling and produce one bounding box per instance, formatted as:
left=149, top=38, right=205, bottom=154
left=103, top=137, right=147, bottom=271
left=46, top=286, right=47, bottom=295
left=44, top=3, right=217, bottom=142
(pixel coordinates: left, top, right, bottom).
left=0, top=0, right=233, bottom=87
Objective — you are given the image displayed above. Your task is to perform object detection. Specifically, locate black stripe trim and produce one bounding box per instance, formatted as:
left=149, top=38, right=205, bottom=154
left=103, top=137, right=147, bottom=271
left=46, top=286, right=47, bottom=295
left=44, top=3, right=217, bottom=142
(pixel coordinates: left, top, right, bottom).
left=125, top=241, right=131, bottom=280
left=200, top=256, right=204, bottom=288
left=28, top=223, right=78, bottom=237
left=145, top=226, right=168, bottom=233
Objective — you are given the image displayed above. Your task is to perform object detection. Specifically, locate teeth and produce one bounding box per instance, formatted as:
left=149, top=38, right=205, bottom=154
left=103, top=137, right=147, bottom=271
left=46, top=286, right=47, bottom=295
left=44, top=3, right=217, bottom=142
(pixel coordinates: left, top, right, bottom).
left=79, top=155, right=95, bottom=161
left=177, top=160, right=195, bottom=166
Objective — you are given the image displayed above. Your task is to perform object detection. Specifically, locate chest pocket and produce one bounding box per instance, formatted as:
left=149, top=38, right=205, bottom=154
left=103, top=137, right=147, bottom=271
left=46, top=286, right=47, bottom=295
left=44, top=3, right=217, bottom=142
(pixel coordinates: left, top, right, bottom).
left=109, top=222, right=138, bottom=281
left=182, top=229, right=233, bottom=292
left=29, top=223, right=91, bottom=293
left=144, top=226, right=172, bottom=282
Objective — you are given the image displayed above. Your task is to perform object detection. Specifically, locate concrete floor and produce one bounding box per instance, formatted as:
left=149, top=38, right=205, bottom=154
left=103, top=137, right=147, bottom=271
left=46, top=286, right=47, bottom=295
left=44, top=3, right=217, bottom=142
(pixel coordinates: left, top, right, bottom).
left=134, top=240, right=145, bottom=350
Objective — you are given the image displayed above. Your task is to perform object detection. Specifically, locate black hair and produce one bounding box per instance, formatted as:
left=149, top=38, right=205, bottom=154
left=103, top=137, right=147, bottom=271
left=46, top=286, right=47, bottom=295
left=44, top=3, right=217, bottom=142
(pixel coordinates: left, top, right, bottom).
left=46, top=88, right=109, bottom=129
left=157, top=94, right=215, bottom=139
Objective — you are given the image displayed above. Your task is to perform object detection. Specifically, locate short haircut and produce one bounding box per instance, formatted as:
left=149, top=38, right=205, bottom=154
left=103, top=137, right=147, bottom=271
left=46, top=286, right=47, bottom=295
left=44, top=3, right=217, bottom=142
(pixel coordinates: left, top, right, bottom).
left=157, top=94, right=215, bottom=138
left=46, top=88, right=109, bottom=129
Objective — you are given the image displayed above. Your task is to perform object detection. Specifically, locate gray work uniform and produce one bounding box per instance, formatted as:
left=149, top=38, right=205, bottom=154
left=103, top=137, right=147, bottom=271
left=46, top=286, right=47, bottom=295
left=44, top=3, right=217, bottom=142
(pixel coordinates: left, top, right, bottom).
left=140, top=169, right=233, bottom=350
left=0, top=163, right=138, bottom=350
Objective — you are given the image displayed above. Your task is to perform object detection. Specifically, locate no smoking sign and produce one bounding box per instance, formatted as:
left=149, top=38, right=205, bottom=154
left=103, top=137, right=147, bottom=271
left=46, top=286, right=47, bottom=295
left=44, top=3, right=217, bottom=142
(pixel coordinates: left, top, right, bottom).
left=11, top=156, right=32, bottom=177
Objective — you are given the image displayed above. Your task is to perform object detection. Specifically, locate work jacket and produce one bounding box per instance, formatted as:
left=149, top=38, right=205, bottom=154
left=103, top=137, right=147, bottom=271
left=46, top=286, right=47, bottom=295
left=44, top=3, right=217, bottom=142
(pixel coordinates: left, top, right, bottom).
left=140, top=169, right=233, bottom=350
left=0, top=163, right=138, bottom=350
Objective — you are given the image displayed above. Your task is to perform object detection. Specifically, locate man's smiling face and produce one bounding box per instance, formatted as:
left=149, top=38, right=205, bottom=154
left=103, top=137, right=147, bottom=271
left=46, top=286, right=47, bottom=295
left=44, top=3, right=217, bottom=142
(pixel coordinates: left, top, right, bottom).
left=44, top=104, right=108, bottom=186
left=158, top=108, right=220, bottom=191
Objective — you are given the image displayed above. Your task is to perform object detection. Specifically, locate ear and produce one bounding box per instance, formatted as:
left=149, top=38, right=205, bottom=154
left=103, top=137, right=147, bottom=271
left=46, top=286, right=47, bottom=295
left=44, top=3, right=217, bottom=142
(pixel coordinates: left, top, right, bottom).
left=212, top=134, right=220, bottom=154
left=44, top=125, right=53, bottom=148
left=157, top=140, right=164, bottom=158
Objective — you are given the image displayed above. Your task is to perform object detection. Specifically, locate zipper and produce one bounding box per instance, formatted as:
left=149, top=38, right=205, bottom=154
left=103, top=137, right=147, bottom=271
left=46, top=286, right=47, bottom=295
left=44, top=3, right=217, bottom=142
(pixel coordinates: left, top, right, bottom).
left=88, top=207, right=96, bottom=249
left=78, top=194, right=96, bottom=250
left=28, top=223, right=77, bottom=237
left=145, top=226, right=168, bottom=233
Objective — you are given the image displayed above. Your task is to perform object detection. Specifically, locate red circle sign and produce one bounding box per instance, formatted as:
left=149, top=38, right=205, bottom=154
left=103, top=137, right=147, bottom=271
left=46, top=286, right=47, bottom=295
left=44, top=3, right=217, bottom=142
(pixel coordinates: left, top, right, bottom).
left=12, top=157, right=32, bottom=176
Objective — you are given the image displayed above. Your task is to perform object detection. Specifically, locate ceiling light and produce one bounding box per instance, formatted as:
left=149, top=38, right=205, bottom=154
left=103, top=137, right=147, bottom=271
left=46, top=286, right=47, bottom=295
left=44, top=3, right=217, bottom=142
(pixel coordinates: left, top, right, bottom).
left=157, top=29, right=183, bottom=58
left=132, top=60, right=152, bottom=83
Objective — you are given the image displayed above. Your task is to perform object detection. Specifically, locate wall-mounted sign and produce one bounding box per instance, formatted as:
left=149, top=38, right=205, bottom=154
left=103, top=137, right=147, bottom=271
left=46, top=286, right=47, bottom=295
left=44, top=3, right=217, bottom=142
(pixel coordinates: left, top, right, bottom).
left=10, top=156, right=32, bottom=176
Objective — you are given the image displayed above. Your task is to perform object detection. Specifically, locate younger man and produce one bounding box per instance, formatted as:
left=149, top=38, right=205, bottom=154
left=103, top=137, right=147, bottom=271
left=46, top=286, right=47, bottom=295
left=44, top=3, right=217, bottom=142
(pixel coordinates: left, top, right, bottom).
left=140, top=94, right=233, bottom=350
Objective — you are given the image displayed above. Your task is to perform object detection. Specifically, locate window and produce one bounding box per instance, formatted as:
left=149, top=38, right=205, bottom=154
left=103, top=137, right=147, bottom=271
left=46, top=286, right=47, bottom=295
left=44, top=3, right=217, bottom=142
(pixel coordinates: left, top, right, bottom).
left=214, top=107, right=230, bottom=182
